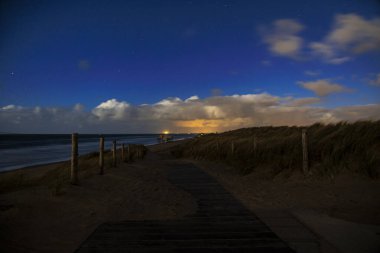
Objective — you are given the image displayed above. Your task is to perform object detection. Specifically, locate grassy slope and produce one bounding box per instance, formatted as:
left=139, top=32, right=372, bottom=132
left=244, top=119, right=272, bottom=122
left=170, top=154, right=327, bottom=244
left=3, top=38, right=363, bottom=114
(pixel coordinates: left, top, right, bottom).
left=173, top=121, right=380, bottom=179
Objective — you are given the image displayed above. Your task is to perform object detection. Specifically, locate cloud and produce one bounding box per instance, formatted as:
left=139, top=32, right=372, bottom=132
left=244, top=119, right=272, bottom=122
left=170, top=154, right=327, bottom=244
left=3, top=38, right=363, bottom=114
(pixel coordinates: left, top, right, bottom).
left=1, top=94, right=379, bottom=133
left=259, top=19, right=304, bottom=58
left=309, top=42, right=352, bottom=64
left=1, top=104, right=23, bottom=111
left=185, top=95, right=200, bottom=102
left=326, top=14, right=380, bottom=53
left=298, top=79, right=350, bottom=96
left=369, top=73, right=380, bottom=87
left=327, top=56, right=351, bottom=64
left=0, top=104, right=96, bottom=133
left=310, top=14, right=380, bottom=64
left=288, top=97, right=321, bottom=106
left=74, top=103, right=85, bottom=112
left=304, top=70, right=321, bottom=76
left=92, top=99, right=130, bottom=120
left=260, top=14, right=380, bottom=64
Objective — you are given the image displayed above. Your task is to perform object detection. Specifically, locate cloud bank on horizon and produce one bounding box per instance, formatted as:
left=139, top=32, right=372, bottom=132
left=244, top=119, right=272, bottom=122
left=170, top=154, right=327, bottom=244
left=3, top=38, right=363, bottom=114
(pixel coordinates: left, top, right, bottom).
left=1, top=92, right=379, bottom=133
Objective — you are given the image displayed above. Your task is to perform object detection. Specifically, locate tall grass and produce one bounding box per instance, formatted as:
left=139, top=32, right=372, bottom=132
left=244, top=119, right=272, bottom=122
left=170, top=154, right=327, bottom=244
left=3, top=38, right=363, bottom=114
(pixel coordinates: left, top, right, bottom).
left=173, top=121, right=380, bottom=179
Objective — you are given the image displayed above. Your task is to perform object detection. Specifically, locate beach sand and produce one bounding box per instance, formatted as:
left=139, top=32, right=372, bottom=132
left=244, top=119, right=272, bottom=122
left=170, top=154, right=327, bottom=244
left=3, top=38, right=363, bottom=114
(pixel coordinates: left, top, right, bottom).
left=0, top=141, right=196, bottom=253
left=1, top=139, right=379, bottom=252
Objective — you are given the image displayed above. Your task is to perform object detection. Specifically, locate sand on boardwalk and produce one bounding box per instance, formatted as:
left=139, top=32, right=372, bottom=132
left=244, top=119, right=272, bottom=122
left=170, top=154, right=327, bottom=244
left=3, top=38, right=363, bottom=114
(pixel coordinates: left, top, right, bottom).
left=0, top=140, right=197, bottom=253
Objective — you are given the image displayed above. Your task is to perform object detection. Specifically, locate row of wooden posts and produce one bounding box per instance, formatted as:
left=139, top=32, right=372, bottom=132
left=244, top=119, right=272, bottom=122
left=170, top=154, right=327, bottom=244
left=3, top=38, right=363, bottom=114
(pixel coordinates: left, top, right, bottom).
left=70, top=133, right=145, bottom=185
left=215, top=129, right=309, bottom=175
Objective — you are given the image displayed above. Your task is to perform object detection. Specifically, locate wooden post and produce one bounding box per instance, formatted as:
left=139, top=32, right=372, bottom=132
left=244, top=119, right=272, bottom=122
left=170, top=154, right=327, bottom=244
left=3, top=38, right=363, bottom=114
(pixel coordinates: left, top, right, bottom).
left=127, top=144, right=131, bottom=162
left=71, top=133, right=79, bottom=185
left=112, top=140, right=117, bottom=167
left=121, top=143, right=125, bottom=162
left=253, top=135, right=257, bottom=156
left=99, top=136, right=104, bottom=175
left=231, top=141, right=235, bottom=155
left=302, top=129, right=309, bottom=174
left=137, top=147, right=141, bottom=159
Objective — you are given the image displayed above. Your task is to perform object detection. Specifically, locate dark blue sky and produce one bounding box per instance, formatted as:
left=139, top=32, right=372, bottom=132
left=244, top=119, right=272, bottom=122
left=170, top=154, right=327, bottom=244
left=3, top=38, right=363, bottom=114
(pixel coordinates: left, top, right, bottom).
left=1, top=0, right=380, bottom=133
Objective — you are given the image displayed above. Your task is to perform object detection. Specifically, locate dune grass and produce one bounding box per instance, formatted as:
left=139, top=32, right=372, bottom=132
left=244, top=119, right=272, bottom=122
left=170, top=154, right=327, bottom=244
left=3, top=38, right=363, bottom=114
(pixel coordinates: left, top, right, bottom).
left=173, top=121, right=380, bottom=179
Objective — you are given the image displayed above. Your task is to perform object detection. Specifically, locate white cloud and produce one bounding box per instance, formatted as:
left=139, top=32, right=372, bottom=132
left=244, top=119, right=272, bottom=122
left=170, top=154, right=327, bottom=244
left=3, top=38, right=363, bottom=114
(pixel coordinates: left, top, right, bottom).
left=1, top=94, right=379, bottom=133
left=231, top=93, right=279, bottom=105
left=298, top=79, right=350, bottom=96
left=1, top=105, right=22, bottom=111
left=185, top=95, right=199, bottom=102
left=260, top=14, right=380, bottom=64
left=204, top=105, right=226, bottom=118
left=259, top=19, right=304, bottom=58
left=327, top=56, right=351, bottom=64
left=92, top=99, right=130, bottom=120
left=309, top=42, right=334, bottom=58
left=309, top=42, right=352, bottom=64
left=327, top=14, right=380, bottom=53
left=310, top=14, right=380, bottom=64
left=155, top=97, right=182, bottom=106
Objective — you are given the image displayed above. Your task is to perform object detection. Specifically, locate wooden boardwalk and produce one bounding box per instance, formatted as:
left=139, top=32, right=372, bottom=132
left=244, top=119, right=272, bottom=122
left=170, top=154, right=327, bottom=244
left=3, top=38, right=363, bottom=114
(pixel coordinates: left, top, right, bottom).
left=76, top=163, right=295, bottom=252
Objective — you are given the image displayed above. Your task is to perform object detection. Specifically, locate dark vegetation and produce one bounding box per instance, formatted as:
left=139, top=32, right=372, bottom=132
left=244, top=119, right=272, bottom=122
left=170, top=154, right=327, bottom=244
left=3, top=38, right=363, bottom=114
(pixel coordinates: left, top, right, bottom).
left=172, top=121, right=380, bottom=179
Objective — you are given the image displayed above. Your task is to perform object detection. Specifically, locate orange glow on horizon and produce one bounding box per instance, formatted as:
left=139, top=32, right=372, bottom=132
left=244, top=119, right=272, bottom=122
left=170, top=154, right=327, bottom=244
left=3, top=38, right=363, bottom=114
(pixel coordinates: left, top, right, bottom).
left=175, top=119, right=221, bottom=133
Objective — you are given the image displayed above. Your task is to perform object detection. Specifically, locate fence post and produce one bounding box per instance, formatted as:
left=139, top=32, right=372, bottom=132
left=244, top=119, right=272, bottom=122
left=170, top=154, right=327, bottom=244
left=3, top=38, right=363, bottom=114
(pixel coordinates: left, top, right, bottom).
left=231, top=141, right=235, bottom=155
left=137, top=146, right=141, bottom=159
left=99, top=136, right=104, bottom=175
left=121, top=143, right=125, bottom=162
left=127, top=144, right=131, bottom=162
left=253, top=135, right=257, bottom=156
left=112, top=140, right=117, bottom=167
left=302, top=129, right=309, bottom=174
left=71, top=133, right=79, bottom=185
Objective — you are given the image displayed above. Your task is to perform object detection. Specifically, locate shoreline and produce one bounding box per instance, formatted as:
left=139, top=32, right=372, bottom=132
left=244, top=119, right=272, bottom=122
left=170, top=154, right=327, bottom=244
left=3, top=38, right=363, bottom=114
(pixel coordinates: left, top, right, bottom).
left=0, top=138, right=191, bottom=174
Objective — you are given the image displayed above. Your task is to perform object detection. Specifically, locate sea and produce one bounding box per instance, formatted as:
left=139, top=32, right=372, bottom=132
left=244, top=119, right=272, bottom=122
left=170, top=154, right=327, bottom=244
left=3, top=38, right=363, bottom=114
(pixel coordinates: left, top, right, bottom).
left=0, top=134, right=194, bottom=172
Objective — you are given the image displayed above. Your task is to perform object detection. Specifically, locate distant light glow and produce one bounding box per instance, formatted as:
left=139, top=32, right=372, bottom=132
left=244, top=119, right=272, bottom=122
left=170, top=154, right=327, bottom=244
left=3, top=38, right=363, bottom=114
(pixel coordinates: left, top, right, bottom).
left=163, top=130, right=170, bottom=134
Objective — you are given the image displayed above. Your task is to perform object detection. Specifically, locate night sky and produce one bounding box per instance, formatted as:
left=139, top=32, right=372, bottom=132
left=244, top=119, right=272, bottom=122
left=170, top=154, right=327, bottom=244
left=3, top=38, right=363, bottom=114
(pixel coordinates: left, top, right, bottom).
left=1, top=0, right=380, bottom=133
